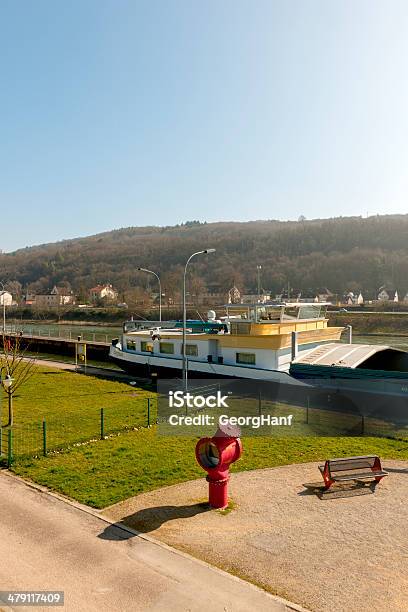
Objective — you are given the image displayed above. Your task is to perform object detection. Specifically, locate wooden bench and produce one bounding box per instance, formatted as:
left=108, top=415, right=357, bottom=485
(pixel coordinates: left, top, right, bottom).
left=318, top=455, right=388, bottom=489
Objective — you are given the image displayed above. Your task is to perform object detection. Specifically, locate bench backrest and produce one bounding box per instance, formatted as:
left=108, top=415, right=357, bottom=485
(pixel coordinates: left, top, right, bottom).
left=327, top=455, right=380, bottom=476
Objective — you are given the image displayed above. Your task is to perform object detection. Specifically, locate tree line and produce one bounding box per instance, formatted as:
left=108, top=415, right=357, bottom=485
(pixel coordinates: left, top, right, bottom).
left=1, top=214, right=408, bottom=302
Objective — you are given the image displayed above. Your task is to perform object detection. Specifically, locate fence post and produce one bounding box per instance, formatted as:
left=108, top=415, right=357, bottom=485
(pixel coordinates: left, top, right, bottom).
left=258, top=391, right=262, bottom=416
left=147, top=398, right=151, bottom=427
left=306, top=396, right=309, bottom=424
left=361, top=415, right=365, bottom=435
left=100, top=408, right=105, bottom=439
left=7, top=429, right=12, bottom=467
left=42, top=420, right=47, bottom=456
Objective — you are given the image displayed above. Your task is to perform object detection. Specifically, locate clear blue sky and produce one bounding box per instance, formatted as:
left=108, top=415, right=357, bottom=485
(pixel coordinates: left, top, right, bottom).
left=2, top=1, right=408, bottom=252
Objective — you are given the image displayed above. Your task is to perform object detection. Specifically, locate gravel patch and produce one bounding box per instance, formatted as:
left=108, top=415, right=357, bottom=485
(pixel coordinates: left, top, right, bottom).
left=103, top=460, right=408, bottom=612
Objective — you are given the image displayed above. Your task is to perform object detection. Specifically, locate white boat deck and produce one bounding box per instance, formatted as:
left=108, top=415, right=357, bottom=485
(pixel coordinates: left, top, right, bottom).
left=292, top=342, right=392, bottom=369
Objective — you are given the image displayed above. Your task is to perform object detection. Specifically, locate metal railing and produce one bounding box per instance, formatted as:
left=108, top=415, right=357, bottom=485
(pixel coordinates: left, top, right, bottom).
left=1, top=324, right=118, bottom=344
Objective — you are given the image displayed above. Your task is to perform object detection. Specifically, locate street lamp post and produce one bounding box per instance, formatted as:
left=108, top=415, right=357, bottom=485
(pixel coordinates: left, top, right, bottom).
left=182, top=249, right=216, bottom=390
left=137, top=268, right=162, bottom=323
left=256, top=266, right=262, bottom=302
left=0, top=281, right=6, bottom=333
left=1, top=372, right=14, bottom=428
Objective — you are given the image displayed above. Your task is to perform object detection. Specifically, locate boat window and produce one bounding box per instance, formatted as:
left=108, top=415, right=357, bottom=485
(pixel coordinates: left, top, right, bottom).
left=298, top=304, right=324, bottom=319
left=257, top=307, right=267, bottom=320
left=249, top=307, right=257, bottom=320
left=126, top=340, right=137, bottom=351
left=281, top=306, right=300, bottom=320
left=160, top=342, right=174, bottom=354
left=124, top=322, right=137, bottom=332
left=230, top=321, right=252, bottom=335
left=141, top=341, right=153, bottom=353
left=183, top=344, right=198, bottom=356
left=236, top=352, right=256, bottom=365
left=259, top=307, right=281, bottom=321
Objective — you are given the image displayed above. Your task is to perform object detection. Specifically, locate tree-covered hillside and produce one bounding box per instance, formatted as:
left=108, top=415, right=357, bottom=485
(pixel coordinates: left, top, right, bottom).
left=1, top=215, right=408, bottom=300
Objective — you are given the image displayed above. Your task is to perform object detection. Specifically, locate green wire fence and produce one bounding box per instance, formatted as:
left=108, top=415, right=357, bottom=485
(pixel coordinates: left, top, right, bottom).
left=0, top=397, right=158, bottom=466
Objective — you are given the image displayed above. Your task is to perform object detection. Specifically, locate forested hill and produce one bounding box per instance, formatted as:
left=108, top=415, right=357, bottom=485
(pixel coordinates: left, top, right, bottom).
left=1, top=215, right=408, bottom=298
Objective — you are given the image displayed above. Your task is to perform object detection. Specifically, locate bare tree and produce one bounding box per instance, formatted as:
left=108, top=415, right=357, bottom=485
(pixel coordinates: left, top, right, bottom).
left=5, top=280, right=22, bottom=302
left=0, top=336, right=37, bottom=428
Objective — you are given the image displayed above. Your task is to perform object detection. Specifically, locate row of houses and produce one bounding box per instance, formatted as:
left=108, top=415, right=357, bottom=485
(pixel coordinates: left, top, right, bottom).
left=303, top=288, right=408, bottom=305
left=27, top=284, right=119, bottom=307
left=343, top=289, right=408, bottom=305
left=227, top=286, right=408, bottom=305
left=2, top=282, right=408, bottom=310
left=0, top=284, right=119, bottom=308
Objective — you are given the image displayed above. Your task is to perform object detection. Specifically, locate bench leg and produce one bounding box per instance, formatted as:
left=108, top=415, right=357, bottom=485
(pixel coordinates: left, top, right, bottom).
left=373, top=458, right=385, bottom=484
left=322, top=463, right=333, bottom=489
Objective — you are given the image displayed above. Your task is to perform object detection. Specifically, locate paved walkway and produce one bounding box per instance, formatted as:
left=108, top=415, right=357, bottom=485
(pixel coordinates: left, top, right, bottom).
left=105, top=460, right=408, bottom=612
left=0, top=472, right=299, bottom=612
left=23, top=356, right=141, bottom=383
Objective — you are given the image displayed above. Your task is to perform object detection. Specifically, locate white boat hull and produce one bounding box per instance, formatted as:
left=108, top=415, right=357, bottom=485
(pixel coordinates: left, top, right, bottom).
left=109, top=344, right=294, bottom=382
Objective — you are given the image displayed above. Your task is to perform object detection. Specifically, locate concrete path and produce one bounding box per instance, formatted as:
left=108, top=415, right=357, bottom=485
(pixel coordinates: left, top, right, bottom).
left=0, top=472, right=300, bottom=612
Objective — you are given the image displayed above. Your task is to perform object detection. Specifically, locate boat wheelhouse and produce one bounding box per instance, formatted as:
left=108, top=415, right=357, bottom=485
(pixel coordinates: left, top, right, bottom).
left=109, top=302, right=344, bottom=380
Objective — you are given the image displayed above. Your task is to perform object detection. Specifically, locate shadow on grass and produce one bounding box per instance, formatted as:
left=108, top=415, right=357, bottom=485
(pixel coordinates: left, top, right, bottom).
left=39, top=371, right=65, bottom=375
left=66, top=366, right=155, bottom=391
left=98, top=502, right=210, bottom=539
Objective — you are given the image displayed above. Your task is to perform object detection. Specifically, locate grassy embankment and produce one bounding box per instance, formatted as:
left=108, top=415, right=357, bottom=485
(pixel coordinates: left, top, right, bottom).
left=330, top=312, right=408, bottom=335
left=4, top=367, right=408, bottom=509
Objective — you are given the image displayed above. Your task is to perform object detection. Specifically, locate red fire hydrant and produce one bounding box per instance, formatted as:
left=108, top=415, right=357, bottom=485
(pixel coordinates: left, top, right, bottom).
left=195, top=421, right=242, bottom=509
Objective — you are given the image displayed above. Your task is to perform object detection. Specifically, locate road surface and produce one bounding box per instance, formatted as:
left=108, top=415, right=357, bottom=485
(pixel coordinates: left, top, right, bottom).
left=0, top=472, right=301, bottom=612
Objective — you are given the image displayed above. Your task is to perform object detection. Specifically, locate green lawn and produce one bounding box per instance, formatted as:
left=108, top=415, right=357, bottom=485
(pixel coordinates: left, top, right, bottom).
left=5, top=366, right=408, bottom=509
left=12, top=427, right=408, bottom=508
left=1, top=366, right=155, bottom=456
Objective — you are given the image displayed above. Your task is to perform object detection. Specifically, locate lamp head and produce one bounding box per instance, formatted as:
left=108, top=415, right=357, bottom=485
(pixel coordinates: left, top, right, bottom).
left=204, top=249, right=216, bottom=254
left=3, top=374, right=14, bottom=390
